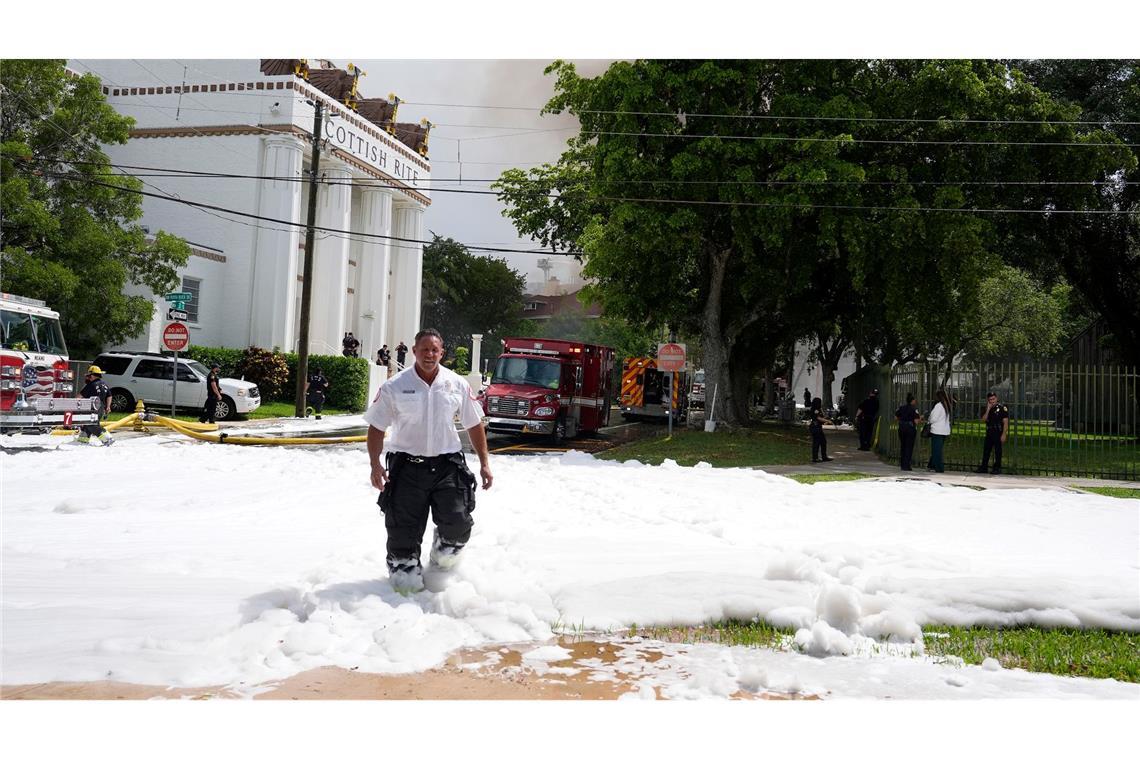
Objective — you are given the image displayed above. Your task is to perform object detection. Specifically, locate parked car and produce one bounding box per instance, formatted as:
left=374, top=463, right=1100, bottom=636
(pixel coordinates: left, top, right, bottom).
left=690, top=369, right=706, bottom=409
left=93, top=352, right=260, bottom=420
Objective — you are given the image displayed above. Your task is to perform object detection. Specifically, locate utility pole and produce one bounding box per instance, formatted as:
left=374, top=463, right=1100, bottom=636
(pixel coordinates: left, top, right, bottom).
left=295, top=100, right=323, bottom=417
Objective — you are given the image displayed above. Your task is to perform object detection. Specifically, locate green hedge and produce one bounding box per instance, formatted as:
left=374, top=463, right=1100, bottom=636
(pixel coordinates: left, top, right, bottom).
left=187, top=346, right=370, bottom=411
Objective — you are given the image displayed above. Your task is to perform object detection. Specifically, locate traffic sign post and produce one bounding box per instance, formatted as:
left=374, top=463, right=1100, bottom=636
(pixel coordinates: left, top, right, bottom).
left=163, top=322, right=191, bottom=417
left=657, top=343, right=686, bottom=436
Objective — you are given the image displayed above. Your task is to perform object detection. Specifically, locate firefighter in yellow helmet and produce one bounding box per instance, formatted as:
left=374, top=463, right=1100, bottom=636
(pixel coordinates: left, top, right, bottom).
left=78, top=365, right=114, bottom=446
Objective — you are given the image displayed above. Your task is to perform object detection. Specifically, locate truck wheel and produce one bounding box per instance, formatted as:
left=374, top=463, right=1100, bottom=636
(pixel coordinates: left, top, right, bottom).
left=550, top=416, right=567, bottom=444
left=215, top=395, right=238, bottom=421
left=110, top=389, right=134, bottom=413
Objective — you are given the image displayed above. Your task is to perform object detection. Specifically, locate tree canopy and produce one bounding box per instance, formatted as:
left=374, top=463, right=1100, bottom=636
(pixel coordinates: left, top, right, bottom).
left=420, top=234, right=528, bottom=357
left=495, top=60, right=1134, bottom=423
left=1, top=59, right=190, bottom=358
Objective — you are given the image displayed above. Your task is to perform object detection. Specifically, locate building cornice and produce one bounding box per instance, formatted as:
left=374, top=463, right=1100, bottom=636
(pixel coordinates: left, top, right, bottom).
left=125, top=124, right=430, bottom=206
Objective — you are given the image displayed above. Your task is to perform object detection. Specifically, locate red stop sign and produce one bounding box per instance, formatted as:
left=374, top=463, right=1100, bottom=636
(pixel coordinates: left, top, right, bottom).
left=163, top=322, right=190, bottom=352
left=657, top=342, right=686, bottom=372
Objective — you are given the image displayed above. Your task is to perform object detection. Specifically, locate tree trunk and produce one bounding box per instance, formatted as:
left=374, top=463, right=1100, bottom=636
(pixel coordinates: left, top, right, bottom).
left=700, top=248, right=738, bottom=424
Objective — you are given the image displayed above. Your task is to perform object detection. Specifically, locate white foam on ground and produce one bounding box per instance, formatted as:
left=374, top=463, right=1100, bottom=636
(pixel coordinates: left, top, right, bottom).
left=3, top=435, right=1138, bottom=698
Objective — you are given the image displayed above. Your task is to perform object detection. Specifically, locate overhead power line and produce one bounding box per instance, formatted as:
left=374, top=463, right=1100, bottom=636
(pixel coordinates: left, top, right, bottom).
left=21, top=163, right=1139, bottom=220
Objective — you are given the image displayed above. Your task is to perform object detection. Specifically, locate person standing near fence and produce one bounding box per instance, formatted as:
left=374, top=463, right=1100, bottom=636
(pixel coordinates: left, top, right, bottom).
left=926, top=388, right=953, bottom=473
left=895, top=393, right=922, bottom=471
left=855, top=389, right=880, bottom=451
left=976, top=391, right=1010, bottom=475
left=809, top=397, right=837, bottom=463
left=395, top=341, right=408, bottom=370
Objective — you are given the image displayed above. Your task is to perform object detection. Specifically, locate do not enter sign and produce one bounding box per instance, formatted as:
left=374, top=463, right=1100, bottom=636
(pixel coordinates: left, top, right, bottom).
left=163, top=322, right=190, bottom=352
left=657, top=342, right=686, bottom=372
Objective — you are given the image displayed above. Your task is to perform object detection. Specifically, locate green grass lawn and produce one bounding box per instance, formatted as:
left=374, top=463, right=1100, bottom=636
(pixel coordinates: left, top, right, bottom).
left=1073, top=485, right=1140, bottom=499
left=628, top=620, right=1139, bottom=682
left=786, top=472, right=874, bottom=485
left=887, top=420, right=1138, bottom=479
left=597, top=423, right=809, bottom=467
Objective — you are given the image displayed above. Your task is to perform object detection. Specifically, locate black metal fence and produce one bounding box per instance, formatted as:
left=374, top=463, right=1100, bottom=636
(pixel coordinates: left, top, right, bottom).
left=879, top=361, right=1138, bottom=481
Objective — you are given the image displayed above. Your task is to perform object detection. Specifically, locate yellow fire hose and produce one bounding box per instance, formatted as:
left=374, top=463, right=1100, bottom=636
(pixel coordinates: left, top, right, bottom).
left=51, top=401, right=363, bottom=445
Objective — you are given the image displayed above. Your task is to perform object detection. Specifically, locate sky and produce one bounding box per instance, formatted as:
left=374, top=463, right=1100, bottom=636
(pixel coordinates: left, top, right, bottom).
left=350, top=59, right=611, bottom=289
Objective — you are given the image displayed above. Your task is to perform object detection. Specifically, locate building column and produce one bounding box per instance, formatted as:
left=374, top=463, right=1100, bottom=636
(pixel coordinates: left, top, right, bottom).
left=467, top=333, right=483, bottom=393
left=386, top=202, right=424, bottom=351
left=249, top=136, right=303, bottom=350
left=308, top=161, right=353, bottom=356
left=356, top=186, right=394, bottom=401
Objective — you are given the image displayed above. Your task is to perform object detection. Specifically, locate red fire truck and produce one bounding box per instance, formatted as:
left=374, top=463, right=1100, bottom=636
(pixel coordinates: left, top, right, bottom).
left=620, top=357, right=690, bottom=422
left=1, top=293, right=99, bottom=434
left=481, top=337, right=615, bottom=442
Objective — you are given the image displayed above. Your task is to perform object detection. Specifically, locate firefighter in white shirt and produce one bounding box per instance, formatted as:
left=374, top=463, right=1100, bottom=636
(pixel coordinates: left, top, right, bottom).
left=365, top=328, right=493, bottom=594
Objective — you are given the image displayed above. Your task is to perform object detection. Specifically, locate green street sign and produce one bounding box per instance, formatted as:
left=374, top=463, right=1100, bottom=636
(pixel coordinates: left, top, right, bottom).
left=174, top=301, right=186, bottom=311
left=164, top=292, right=192, bottom=302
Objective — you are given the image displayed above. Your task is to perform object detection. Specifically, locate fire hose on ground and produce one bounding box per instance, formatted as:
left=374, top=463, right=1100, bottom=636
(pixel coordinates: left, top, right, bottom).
left=54, top=401, right=366, bottom=446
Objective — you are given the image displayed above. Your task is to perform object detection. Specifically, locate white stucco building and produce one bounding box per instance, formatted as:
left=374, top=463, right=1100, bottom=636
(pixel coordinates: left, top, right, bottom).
left=67, top=59, right=432, bottom=399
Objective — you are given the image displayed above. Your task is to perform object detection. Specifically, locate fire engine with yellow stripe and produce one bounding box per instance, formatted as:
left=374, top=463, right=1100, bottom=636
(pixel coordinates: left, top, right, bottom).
left=481, top=337, right=615, bottom=443
left=620, top=356, right=690, bottom=422
left=1, top=293, right=100, bottom=434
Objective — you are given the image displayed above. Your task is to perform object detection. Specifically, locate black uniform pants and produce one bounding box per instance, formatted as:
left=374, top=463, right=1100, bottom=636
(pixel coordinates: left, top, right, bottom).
left=307, top=391, right=325, bottom=414
left=858, top=416, right=875, bottom=449
left=898, top=423, right=916, bottom=470
left=811, top=426, right=828, bottom=461
left=981, top=429, right=1003, bottom=472
left=199, top=397, right=218, bottom=423
left=379, top=452, right=476, bottom=571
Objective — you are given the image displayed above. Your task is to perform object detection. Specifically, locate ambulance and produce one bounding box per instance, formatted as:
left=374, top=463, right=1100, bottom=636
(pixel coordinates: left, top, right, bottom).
left=482, top=337, right=615, bottom=442
left=619, top=356, right=690, bottom=422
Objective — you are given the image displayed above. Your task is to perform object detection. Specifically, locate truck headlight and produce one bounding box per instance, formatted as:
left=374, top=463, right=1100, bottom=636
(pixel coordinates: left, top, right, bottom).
left=236, top=389, right=246, bottom=396
left=533, top=406, right=555, bottom=417
left=1, top=366, right=18, bottom=378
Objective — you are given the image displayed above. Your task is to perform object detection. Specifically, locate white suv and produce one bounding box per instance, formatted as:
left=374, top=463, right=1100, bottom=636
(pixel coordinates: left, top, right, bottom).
left=94, top=352, right=260, bottom=420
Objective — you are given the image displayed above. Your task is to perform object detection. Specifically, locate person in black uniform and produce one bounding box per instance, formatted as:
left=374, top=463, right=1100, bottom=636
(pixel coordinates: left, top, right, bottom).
left=854, top=389, right=880, bottom=451
left=377, top=344, right=392, bottom=376
left=198, top=363, right=223, bottom=423
left=78, top=365, right=114, bottom=445
left=809, top=397, right=837, bottom=463
left=976, top=391, right=1010, bottom=474
left=342, top=332, right=360, bottom=358
left=895, top=393, right=923, bottom=471
left=803, top=387, right=812, bottom=409
left=306, top=366, right=330, bottom=419
left=395, top=341, right=408, bottom=370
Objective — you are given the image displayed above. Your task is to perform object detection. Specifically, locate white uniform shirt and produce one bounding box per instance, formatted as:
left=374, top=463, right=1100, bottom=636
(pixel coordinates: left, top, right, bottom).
left=363, top=364, right=484, bottom=456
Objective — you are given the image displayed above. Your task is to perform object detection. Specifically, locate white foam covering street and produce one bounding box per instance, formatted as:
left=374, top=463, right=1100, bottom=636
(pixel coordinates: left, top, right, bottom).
left=3, top=432, right=1138, bottom=698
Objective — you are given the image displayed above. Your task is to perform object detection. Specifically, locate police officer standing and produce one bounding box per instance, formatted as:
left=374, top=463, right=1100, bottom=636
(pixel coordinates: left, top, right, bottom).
left=365, top=328, right=493, bottom=594
left=395, top=341, right=408, bottom=370
left=809, top=397, right=837, bottom=462
left=976, top=391, right=1010, bottom=474
left=854, top=388, right=880, bottom=451
left=306, top=366, right=330, bottom=420
left=78, top=365, right=114, bottom=446
left=198, top=363, right=223, bottom=423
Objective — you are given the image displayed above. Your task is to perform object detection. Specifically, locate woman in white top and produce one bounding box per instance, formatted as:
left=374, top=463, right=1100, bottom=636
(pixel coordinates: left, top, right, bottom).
left=926, top=388, right=953, bottom=473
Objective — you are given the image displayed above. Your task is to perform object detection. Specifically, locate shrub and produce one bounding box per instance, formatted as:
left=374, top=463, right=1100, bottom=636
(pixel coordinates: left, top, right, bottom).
left=188, top=346, right=370, bottom=411
left=236, top=346, right=290, bottom=399
left=281, top=352, right=370, bottom=411
left=451, top=346, right=470, bottom=375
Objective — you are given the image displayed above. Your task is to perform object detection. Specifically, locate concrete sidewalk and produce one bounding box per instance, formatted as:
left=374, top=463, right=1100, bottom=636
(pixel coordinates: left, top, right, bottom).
left=761, top=427, right=1138, bottom=493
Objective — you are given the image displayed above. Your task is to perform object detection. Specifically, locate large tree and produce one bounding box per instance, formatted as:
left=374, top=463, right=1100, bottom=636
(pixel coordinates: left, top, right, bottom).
left=495, top=60, right=1132, bottom=423
left=1009, top=60, right=1140, bottom=364
left=420, top=234, right=528, bottom=357
left=1, top=59, right=190, bottom=358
